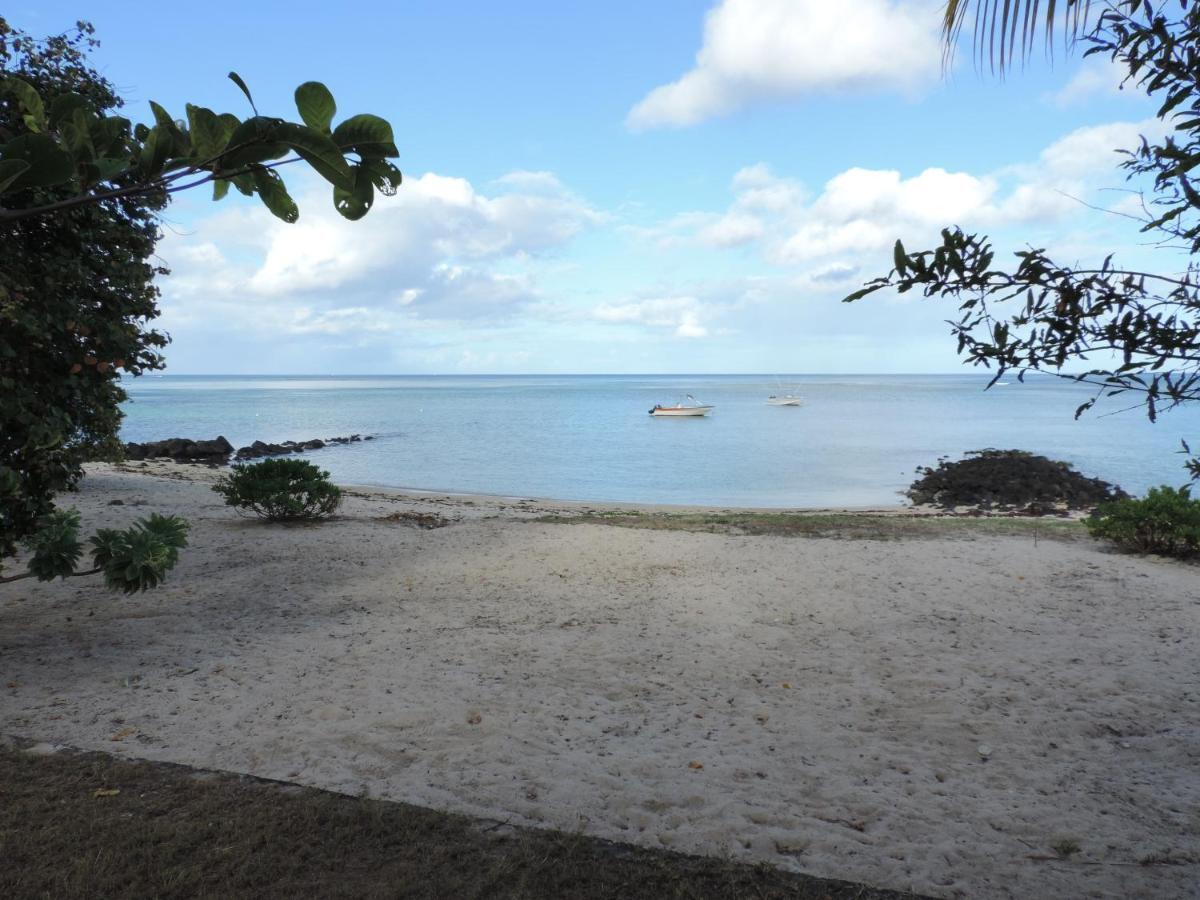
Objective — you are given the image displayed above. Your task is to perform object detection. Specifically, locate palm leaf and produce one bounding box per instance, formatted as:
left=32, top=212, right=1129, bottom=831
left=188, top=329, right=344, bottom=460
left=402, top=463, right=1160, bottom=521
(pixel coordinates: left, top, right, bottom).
left=943, top=0, right=1095, bottom=72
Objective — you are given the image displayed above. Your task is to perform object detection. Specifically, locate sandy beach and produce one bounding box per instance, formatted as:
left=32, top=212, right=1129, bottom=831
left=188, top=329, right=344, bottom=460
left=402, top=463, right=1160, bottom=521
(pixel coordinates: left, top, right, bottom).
left=1, top=462, right=1197, bottom=899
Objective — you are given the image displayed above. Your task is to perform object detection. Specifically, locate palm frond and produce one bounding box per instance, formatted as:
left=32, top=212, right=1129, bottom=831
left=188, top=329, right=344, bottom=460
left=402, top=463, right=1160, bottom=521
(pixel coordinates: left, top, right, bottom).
left=943, top=0, right=1095, bottom=72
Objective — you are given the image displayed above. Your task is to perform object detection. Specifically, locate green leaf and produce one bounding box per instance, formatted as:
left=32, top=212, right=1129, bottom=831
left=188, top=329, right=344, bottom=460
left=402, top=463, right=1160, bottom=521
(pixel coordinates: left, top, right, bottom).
left=227, top=71, right=259, bottom=114
left=251, top=166, right=299, bottom=223
left=362, top=158, right=402, bottom=195
left=333, top=164, right=376, bottom=220
left=3, top=76, right=46, bottom=131
left=149, top=101, right=181, bottom=137
left=91, top=157, right=130, bottom=182
left=0, top=159, right=31, bottom=194
left=220, top=116, right=287, bottom=168
left=332, top=114, right=398, bottom=159
left=138, top=125, right=170, bottom=177
left=213, top=178, right=231, bottom=201
left=186, top=104, right=226, bottom=160
left=60, top=108, right=96, bottom=160
left=295, top=81, right=336, bottom=132
left=275, top=122, right=352, bottom=190
left=48, top=93, right=91, bottom=127
left=0, top=133, right=75, bottom=188
left=231, top=172, right=255, bottom=196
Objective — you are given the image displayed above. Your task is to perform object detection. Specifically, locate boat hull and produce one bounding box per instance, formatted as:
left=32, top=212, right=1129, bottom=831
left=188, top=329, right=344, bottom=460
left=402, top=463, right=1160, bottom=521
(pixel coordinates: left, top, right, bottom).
left=650, top=406, right=714, bottom=417
left=767, top=397, right=802, bottom=406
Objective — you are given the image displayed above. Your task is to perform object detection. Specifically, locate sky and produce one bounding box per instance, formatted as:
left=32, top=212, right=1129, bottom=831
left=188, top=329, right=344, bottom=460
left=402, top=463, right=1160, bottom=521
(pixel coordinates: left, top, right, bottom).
left=12, top=0, right=1181, bottom=374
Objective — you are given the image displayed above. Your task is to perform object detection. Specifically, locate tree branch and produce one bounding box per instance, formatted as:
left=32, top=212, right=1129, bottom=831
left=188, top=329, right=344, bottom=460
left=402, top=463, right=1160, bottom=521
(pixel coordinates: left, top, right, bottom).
left=0, top=566, right=102, bottom=585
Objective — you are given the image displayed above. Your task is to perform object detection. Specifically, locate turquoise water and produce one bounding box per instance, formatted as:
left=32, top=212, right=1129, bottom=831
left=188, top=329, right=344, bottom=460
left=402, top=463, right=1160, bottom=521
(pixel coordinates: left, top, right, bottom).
left=119, top=374, right=1199, bottom=507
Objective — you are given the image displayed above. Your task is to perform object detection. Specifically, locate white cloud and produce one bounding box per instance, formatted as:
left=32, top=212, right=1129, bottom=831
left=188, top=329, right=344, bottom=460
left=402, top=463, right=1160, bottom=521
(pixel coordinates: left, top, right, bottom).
left=247, top=171, right=600, bottom=298
left=627, top=0, right=942, bottom=129
left=1046, top=58, right=1129, bottom=107
left=155, top=168, right=602, bottom=359
left=646, top=119, right=1166, bottom=272
left=594, top=296, right=710, bottom=338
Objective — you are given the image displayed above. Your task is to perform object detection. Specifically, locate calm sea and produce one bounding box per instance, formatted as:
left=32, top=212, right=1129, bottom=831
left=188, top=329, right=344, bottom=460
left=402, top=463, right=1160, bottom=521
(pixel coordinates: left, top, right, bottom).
left=118, top=374, right=1200, bottom=507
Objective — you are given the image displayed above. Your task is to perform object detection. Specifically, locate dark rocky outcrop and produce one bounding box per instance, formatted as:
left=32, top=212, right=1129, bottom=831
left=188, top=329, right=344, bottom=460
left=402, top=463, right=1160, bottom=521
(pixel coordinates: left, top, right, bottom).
left=127, top=434, right=372, bottom=464
left=125, top=436, right=234, bottom=464
left=907, top=449, right=1128, bottom=514
left=233, top=435, right=366, bottom=461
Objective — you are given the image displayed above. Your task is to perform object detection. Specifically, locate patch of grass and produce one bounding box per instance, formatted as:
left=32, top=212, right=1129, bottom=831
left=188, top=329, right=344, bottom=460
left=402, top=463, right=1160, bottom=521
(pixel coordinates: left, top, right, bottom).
left=1051, top=838, right=1081, bottom=859
left=536, top=511, right=1089, bottom=543
left=0, top=743, right=930, bottom=900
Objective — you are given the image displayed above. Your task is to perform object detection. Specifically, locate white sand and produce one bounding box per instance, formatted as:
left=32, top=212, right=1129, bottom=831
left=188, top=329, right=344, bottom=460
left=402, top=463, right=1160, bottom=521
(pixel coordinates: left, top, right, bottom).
left=2, top=463, right=1197, bottom=899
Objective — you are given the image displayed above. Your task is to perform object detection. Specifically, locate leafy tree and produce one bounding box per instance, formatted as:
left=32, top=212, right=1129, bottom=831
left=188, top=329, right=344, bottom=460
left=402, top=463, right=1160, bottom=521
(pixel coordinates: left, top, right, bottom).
left=847, top=0, right=1200, bottom=482
left=0, top=18, right=400, bottom=589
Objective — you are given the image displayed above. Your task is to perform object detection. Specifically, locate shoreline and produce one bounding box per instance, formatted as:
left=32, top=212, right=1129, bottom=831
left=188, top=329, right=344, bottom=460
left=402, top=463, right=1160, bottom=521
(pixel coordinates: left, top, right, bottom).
left=98, top=460, right=1089, bottom=520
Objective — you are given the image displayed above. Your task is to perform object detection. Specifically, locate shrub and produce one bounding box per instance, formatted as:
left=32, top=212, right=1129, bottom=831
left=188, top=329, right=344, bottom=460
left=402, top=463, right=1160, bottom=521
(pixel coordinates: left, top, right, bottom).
left=1086, top=486, right=1200, bottom=558
left=213, top=458, right=341, bottom=521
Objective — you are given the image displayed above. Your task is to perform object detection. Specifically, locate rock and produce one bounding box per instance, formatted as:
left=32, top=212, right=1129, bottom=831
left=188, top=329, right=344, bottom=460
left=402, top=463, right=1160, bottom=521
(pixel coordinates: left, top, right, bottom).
left=907, top=449, right=1127, bottom=514
left=303, top=439, right=325, bottom=450
left=124, top=435, right=233, bottom=464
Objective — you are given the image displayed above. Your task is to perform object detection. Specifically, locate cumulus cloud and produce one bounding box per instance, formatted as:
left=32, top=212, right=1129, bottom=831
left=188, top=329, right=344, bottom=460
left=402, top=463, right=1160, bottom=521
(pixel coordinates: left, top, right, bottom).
left=247, top=171, right=600, bottom=300
left=157, top=169, right=601, bottom=343
left=645, top=118, right=1165, bottom=273
left=627, top=0, right=942, bottom=129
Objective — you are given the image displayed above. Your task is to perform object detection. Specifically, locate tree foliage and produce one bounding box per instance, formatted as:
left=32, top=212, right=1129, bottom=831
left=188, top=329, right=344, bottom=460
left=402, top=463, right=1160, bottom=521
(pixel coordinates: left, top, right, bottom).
left=0, top=26, right=401, bottom=222
left=848, top=0, right=1200, bottom=482
left=0, top=19, right=172, bottom=586
left=0, top=18, right=399, bottom=589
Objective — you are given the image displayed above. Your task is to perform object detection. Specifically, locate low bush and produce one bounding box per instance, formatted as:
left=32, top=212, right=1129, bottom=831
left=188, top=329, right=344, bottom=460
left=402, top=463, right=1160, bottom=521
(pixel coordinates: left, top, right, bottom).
left=1086, top=486, right=1200, bottom=558
left=213, top=458, right=341, bottom=521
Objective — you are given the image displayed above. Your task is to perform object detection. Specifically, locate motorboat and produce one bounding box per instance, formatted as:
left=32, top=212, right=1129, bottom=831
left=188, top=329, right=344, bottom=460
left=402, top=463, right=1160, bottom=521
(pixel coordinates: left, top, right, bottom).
left=766, top=394, right=803, bottom=406
left=649, top=395, right=713, bottom=417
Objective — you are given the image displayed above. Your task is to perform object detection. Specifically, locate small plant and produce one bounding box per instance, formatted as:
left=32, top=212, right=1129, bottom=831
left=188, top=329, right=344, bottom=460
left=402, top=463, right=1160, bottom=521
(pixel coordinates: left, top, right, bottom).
left=213, top=458, right=341, bottom=521
left=1051, top=838, right=1081, bottom=859
left=1086, top=486, right=1200, bottom=558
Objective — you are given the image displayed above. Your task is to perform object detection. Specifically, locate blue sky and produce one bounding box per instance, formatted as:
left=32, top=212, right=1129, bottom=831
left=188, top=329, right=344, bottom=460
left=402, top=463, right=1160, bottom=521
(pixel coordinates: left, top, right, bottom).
left=14, top=0, right=1176, bottom=373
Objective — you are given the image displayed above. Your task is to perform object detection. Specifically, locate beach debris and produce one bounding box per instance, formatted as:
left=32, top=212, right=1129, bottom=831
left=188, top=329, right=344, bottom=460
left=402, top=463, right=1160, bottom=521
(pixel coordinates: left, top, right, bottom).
left=467, top=711, right=482, bottom=725
left=110, top=727, right=136, bottom=742
left=377, top=511, right=450, bottom=529
left=92, top=788, right=120, bottom=798
left=907, top=449, right=1127, bottom=514
left=977, top=744, right=993, bottom=759
left=687, top=761, right=704, bottom=770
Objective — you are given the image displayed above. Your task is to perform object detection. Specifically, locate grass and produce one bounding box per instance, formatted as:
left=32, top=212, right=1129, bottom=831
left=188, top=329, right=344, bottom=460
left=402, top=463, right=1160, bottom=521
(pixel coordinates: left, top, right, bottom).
left=0, top=742, right=930, bottom=900
left=535, top=511, right=1089, bottom=543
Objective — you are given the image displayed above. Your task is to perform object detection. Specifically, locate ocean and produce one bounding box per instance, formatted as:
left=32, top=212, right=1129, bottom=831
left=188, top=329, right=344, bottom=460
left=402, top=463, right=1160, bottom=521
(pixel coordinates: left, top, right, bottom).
left=118, top=374, right=1200, bottom=508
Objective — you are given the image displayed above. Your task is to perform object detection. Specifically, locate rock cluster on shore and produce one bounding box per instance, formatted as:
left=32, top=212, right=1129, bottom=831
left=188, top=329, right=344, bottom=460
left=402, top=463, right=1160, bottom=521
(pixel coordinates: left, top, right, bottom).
left=124, top=436, right=234, bottom=464
left=124, top=434, right=372, bottom=465
left=907, top=448, right=1128, bottom=513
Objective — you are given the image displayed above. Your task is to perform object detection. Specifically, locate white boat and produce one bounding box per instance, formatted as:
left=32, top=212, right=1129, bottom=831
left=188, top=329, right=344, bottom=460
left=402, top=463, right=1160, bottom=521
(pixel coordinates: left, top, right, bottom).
left=766, top=394, right=803, bottom=406
left=649, top=395, right=714, bottom=417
